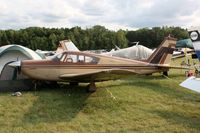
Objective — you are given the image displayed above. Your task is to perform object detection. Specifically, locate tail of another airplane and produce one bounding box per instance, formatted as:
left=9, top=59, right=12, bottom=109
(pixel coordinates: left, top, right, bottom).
left=188, top=27, right=200, bottom=61
left=147, top=37, right=177, bottom=65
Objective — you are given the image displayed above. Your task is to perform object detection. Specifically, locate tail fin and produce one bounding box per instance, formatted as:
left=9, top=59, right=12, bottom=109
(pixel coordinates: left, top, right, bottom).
left=188, top=27, right=200, bottom=61
left=147, top=37, right=177, bottom=65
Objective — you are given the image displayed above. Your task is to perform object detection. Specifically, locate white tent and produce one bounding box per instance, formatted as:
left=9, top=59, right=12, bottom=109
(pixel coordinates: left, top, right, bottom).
left=0, top=45, right=43, bottom=75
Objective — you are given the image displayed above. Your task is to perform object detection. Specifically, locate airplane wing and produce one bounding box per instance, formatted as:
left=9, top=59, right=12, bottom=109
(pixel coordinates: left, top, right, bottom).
left=59, top=69, right=138, bottom=82
left=180, top=76, right=200, bottom=93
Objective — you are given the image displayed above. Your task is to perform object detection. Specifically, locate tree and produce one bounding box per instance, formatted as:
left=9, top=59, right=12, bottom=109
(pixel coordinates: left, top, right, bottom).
left=1, top=32, right=9, bottom=45
left=0, top=26, right=189, bottom=51
left=49, top=33, right=57, bottom=50
left=116, top=30, right=128, bottom=48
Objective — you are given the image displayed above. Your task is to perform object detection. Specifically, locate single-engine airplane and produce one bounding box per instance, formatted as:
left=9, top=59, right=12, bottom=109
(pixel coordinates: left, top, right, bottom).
left=10, top=37, right=181, bottom=92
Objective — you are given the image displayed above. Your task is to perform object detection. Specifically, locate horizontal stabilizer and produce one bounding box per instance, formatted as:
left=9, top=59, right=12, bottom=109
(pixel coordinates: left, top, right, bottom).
left=147, top=37, right=177, bottom=65
left=156, top=64, right=190, bottom=69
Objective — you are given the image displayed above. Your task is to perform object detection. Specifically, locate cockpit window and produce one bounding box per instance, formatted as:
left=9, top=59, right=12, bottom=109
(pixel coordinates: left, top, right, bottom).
left=53, top=52, right=99, bottom=64
left=56, top=53, right=62, bottom=59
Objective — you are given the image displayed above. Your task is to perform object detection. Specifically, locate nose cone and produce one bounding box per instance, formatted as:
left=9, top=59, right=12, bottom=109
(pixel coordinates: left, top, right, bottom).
left=8, top=61, right=21, bottom=67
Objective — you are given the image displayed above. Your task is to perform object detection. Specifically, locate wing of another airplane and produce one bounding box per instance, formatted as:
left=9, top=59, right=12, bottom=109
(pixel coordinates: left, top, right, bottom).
left=180, top=76, right=200, bottom=93
left=59, top=69, right=138, bottom=82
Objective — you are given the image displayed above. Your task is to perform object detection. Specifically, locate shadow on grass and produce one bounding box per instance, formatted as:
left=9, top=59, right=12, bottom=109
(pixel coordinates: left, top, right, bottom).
left=111, top=75, right=199, bottom=100
left=124, top=80, right=184, bottom=94
left=123, top=74, right=184, bottom=82
left=22, top=84, right=90, bottom=124
left=95, top=74, right=186, bottom=95
left=21, top=74, right=196, bottom=125
left=152, top=109, right=200, bottom=130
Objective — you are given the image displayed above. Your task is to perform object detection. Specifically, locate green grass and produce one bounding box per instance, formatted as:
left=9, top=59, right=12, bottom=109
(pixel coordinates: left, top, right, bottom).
left=0, top=57, right=200, bottom=133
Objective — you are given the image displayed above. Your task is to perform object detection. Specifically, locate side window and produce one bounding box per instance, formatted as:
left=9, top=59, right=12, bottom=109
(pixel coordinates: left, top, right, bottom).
left=85, top=56, right=92, bottom=63
left=68, top=54, right=77, bottom=62
left=78, top=55, right=85, bottom=63
left=85, top=56, right=98, bottom=64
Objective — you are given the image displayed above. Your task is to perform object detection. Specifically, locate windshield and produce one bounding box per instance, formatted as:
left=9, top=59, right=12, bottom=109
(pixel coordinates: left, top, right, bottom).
left=52, top=53, right=63, bottom=61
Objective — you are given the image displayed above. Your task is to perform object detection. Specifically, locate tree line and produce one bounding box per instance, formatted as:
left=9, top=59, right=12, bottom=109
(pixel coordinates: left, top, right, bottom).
left=0, top=25, right=189, bottom=51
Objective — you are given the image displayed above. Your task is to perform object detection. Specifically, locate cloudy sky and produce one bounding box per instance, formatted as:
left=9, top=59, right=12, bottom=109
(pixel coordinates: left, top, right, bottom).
left=0, top=0, right=200, bottom=30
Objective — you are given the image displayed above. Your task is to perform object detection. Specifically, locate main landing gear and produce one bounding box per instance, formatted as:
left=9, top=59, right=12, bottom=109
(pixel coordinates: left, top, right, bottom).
left=69, top=81, right=97, bottom=92
left=87, top=82, right=97, bottom=92
left=163, top=71, right=168, bottom=76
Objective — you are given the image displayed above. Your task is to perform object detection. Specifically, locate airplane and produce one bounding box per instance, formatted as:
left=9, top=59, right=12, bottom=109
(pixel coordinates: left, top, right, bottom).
left=187, top=27, right=200, bottom=74
left=179, top=27, right=200, bottom=93
left=10, top=37, right=181, bottom=92
left=188, top=27, right=200, bottom=61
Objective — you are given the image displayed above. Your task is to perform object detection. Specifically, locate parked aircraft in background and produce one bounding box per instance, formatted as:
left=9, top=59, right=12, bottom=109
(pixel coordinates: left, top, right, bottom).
left=10, top=37, right=182, bottom=92
left=103, top=42, right=153, bottom=60
left=188, top=27, right=200, bottom=73
left=180, top=27, right=200, bottom=93
left=188, top=27, right=200, bottom=61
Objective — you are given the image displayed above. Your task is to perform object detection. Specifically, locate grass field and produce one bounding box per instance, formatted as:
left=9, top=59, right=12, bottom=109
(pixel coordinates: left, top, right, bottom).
left=0, top=58, right=200, bottom=133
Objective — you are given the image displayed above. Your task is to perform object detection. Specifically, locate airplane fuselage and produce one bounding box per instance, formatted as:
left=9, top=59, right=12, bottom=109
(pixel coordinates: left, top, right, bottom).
left=21, top=51, right=166, bottom=82
left=19, top=37, right=177, bottom=83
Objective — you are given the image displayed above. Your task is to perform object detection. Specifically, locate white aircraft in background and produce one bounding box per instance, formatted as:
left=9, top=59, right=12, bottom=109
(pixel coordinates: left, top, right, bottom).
left=103, top=42, right=153, bottom=60
left=180, top=27, right=200, bottom=93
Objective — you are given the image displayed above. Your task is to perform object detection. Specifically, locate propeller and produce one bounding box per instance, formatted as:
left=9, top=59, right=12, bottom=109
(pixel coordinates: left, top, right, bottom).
left=8, top=61, right=21, bottom=74
left=8, top=61, right=21, bottom=67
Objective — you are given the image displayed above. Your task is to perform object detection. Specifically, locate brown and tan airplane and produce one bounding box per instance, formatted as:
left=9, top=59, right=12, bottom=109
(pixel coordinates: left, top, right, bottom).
left=10, top=37, right=181, bottom=92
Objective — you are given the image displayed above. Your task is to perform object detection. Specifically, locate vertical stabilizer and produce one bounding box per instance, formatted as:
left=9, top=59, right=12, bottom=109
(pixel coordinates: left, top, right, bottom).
left=147, top=37, right=177, bottom=65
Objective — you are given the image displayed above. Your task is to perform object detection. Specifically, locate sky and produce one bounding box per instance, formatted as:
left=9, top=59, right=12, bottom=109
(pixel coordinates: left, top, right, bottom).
left=0, top=0, right=200, bottom=31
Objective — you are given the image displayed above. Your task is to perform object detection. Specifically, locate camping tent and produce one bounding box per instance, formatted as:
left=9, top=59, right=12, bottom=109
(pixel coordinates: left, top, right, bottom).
left=0, top=45, right=43, bottom=91
left=0, top=44, right=43, bottom=76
